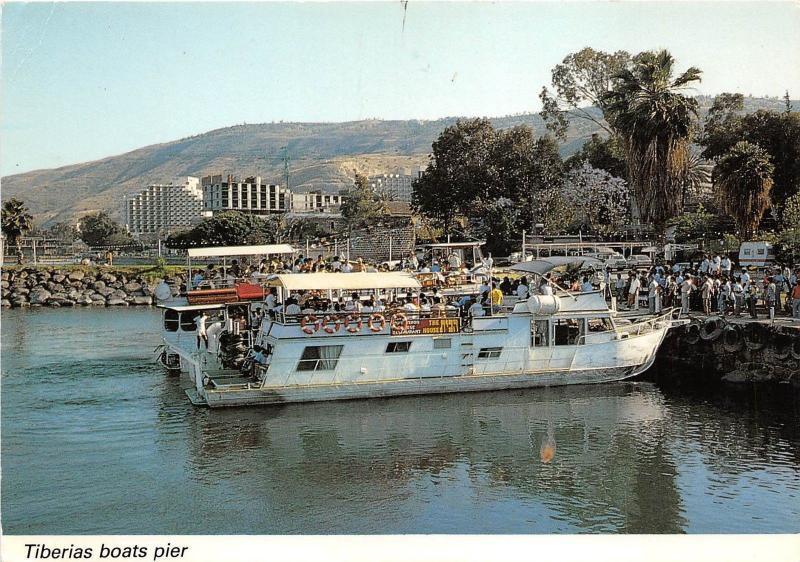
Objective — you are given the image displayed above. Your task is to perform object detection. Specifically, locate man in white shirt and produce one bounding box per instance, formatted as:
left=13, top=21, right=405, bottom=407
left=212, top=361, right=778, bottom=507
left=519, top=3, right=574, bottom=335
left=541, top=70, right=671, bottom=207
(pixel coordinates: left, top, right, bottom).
left=647, top=276, right=660, bottom=313
left=628, top=273, right=640, bottom=310
left=448, top=252, right=462, bottom=271
left=194, top=311, right=209, bottom=350
left=721, top=256, right=732, bottom=276
left=284, top=299, right=301, bottom=315
left=680, top=275, right=693, bottom=314
left=469, top=299, right=485, bottom=317
left=516, top=279, right=530, bottom=299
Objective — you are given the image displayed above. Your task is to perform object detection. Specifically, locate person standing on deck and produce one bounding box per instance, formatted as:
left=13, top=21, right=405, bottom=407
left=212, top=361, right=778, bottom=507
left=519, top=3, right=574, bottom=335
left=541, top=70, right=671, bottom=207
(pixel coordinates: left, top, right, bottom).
left=448, top=252, right=462, bottom=271
left=194, top=311, right=209, bottom=350
left=516, top=277, right=529, bottom=300
left=490, top=284, right=504, bottom=314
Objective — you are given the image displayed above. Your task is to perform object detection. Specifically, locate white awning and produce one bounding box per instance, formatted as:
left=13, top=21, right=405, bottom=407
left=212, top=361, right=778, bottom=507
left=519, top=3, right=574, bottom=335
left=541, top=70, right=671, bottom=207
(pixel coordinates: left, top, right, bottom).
left=510, top=256, right=604, bottom=275
left=187, top=244, right=296, bottom=258
left=156, top=303, right=227, bottom=312
left=266, top=272, right=422, bottom=291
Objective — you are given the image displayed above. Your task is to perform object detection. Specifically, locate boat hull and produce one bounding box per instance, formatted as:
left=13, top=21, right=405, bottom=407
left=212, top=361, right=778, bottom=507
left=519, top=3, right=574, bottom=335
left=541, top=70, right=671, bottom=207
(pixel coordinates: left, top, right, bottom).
left=195, top=362, right=651, bottom=407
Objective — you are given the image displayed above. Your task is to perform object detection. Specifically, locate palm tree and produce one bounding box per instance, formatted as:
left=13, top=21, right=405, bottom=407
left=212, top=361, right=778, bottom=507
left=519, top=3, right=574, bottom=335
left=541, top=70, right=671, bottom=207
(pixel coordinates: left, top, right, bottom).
left=1, top=198, right=34, bottom=262
left=713, top=141, right=774, bottom=238
left=602, top=50, right=702, bottom=238
left=681, top=151, right=712, bottom=207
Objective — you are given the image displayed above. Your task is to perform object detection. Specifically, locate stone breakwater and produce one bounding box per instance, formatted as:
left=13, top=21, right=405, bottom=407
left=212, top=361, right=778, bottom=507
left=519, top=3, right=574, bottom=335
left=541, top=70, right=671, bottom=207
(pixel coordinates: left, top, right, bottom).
left=1, top=267, right=186, bottom=308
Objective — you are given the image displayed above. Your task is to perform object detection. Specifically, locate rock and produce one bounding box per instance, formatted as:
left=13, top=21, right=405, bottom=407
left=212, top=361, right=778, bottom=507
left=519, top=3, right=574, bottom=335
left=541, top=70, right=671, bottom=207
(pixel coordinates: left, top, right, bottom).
left=48, top=294, right=69, bottom=304
left=101, top=273, right=117, bottom=284
left=52, top=274, right=66, bottom=283
left=123, top=282, right=142, bottom=293
left=68, top=289, right=82, bottom=300
left=92, top=280, right=106, bottom=291
left=90, top=293, right=106, bottom=301
left=98, top=287, right=115, bottom=297
left=61, top=300, right=75, bottom=307
left=132, top=295, right=153, bottom=306
left=106, top=298, right=128, bottom=306
left=77, top=295, right=94, bottom=305
left=1, top=271, right=8, bottom=281
left=89, top=298, right=106, bottom=306
left=48, top=301, right=61, bottom=308
left=13, top=298, right=30, bottom=308
left=68, top=271, right=85, bottom=281
left=1, top=280, right=8, bottom=289
left=14, top=287, right=30, bottom=295
left=111, top=289, right=128, bottom=300
left=1, top=299, right=11, bottom=307
left=29, top=289, right=51, bottom=305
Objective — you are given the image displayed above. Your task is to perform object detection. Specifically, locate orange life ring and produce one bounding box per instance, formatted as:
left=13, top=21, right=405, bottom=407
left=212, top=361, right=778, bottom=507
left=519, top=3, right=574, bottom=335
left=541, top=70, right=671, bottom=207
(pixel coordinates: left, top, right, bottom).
left=391, top=312, right=409, bottom=331
left=344, top=314, right=363, bottom=333
left=300, top=314, right=319, bottom=335
left=322, top=315, right=341, bottom=334
left=368, top=313, right=386, bottom=332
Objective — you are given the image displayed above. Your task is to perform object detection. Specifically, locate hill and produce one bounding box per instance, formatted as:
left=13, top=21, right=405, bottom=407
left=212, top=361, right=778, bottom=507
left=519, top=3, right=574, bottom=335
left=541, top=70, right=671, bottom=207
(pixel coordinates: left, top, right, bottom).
left=1, top=96, right=794, bottom=226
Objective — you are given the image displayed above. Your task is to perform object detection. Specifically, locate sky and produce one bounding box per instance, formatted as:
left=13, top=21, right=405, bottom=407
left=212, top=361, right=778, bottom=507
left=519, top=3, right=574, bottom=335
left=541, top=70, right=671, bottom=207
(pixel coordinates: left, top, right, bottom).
left=1, top=1, right=799, bottom=176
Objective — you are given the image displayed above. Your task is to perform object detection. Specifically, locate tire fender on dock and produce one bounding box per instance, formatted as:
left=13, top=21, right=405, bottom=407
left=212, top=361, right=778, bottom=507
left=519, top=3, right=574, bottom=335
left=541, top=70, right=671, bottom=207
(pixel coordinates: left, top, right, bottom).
left=721, top=325, right=744, bottom=352
left=773, top=333, right=793, bottom=360
left=791, top=337, right=800, bottom=361
left=683, top=322, right=701, bottom=345
left=743, top=322, right=767, bottom=351
left=700, top=317, right=724, bottom=341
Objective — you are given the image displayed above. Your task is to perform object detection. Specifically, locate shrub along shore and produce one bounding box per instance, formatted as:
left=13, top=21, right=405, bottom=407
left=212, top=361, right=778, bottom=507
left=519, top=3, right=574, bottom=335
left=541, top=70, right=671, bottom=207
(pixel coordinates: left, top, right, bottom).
left=1, top=265, right=186, bottom=308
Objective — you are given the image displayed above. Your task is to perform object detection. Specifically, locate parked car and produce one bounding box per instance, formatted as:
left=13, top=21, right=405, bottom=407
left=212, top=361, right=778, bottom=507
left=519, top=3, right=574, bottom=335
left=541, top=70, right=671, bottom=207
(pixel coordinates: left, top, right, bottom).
left=627, top=254, right=653, bottom=269
left=585, top=248, right=627, bottom=270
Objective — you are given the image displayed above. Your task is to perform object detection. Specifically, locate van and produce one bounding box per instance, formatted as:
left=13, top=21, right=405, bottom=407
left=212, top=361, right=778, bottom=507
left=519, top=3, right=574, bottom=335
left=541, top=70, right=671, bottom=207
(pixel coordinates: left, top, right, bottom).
left=738, top=241, right=776, bottom=268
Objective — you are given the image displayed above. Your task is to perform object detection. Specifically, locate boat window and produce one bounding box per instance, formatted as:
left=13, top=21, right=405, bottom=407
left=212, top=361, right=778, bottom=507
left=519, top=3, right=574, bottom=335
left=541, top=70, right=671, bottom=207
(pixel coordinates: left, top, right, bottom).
left=477, top=347, right=502, bottom=359
left=386, top=341, right=412, bottom=353
left=553, top=319, right=584, bottom=345
left=180, top=312, right=197, bottom=331
left=164, top=309, right=179, bottom=332
left=532, top=320, right=549, bottom=347
left=587, top=318, right=613, bottom=332
left=297, top=345, right=344, bottom=371
left=433, top=338, right=451, bottom=349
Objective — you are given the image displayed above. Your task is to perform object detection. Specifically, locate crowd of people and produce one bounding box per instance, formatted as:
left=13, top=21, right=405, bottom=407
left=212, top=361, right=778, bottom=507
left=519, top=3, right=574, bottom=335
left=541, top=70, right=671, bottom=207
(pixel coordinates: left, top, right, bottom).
left=610, top=255, right=800, bottom=320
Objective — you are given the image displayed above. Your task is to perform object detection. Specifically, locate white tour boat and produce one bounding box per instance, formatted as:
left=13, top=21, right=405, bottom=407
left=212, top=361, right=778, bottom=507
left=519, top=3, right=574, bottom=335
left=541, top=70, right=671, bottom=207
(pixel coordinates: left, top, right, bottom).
left=158, top=247, right=676, bottom=408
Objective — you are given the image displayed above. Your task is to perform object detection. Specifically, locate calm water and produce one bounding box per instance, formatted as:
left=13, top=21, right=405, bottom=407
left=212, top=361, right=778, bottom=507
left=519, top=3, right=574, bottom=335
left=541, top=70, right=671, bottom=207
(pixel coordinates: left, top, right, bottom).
left=2, top=308, right=799, bottom=534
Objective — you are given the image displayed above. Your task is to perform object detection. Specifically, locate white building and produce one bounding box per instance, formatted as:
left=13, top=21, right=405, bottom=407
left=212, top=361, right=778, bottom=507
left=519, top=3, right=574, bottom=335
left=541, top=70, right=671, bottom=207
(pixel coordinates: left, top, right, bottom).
left=201, top=174, right=289, bottom=215
left=289, top=191, right=344, bottom=213
left=369, top=167, right=425, bottom=202
left=125, top=177, right=205, bottom=238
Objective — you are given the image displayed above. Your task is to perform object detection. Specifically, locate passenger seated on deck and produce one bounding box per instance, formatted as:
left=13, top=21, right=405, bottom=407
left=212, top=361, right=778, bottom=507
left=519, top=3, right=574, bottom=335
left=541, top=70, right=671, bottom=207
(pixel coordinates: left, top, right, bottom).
left=469, top=299, right=485, bottom=317
left=431, top=297, right=445, bottom=317
left=284, top=298, right=301, bottom=316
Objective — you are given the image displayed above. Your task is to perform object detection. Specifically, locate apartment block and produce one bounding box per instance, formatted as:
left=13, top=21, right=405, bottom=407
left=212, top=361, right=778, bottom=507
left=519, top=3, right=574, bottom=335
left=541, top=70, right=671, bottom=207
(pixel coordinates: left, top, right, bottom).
left=125, top=177, right=205, bottom=237
left=201, top=174, right=289, bottom=215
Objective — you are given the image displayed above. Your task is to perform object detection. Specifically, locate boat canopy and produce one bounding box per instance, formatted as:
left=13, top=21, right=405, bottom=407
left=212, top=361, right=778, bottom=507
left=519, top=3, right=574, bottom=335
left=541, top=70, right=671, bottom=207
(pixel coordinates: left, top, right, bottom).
left=510, top=256, right=604, bottom=275
left=187, top=244, right=296, bottom=258
left=266, top=272, right=422, bottom=291
left=156, top=303, right=227, bottom=312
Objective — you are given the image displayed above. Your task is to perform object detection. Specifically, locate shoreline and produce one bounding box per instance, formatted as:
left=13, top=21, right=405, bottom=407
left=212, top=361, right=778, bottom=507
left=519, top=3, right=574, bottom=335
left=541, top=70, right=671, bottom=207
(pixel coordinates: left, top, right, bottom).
left=1, top=265, right=186, bottom=308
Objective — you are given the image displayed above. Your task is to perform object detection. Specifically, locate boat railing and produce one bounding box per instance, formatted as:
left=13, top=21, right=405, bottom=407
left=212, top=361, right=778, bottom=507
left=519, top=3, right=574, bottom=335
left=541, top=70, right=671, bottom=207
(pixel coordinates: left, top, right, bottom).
left=611, top=309, right=674, bottom=340
left=271, top=308, right=466, bottom=329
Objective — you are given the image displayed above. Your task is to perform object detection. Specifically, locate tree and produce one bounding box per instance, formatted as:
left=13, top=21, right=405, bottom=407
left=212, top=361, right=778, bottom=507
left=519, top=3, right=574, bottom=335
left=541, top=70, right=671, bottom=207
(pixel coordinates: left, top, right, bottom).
left=564, top=133, right=627, bottom=179
left=778, top=192, right=800, bottom=262
left=165, top=211, right=279, bottom=249
left=700, top=94, right=800, bottom=209
left=602, top=49, right=702, bottom=236
left=412, top=118, right=497, bottom=237
left=340, top=173, right=388, bottom=234
left=713, top=141, right=775, bottom=238
left=46, top=221, right=80, bottom=243
left=562, top=163, right=629, bottom=236
left=540, top=48, right=631, bottom=139
left=1, top=197, right=34, bottom=261
left=78, top=212, right=134, bottom=247
left=469, top=198, right=520, bottom=256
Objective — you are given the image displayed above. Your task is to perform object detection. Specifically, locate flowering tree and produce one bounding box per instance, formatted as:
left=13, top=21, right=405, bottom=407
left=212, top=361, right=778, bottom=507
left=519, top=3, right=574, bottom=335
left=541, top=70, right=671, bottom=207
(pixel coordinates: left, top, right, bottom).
left=562, top=162, right=630, bottom=236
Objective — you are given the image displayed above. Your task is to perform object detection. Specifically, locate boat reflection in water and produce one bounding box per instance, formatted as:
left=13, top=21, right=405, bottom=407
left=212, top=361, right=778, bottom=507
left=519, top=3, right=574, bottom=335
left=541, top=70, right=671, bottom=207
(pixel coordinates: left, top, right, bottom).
left=180, top=382, right=686, bottom=533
